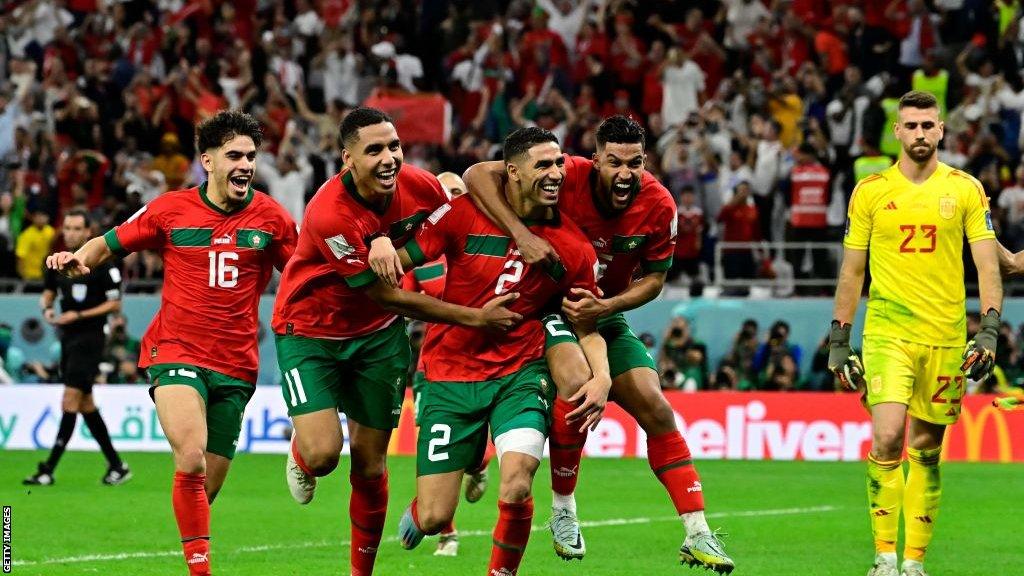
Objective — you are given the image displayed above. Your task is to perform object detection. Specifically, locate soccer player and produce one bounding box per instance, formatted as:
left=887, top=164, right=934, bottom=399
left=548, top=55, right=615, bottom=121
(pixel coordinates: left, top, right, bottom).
left=827, top=90, right=1001, bottom=576
left=47, top=111, right=299, bottom=576
left=401, top=171, right=492, bottom=558
left=24, top=209, right=130, bottom=487
left=273, top=108, right=520, bottom=576
left=394, top=126, right=611, bottom=576
left=461, top=115, right=734, bottom=572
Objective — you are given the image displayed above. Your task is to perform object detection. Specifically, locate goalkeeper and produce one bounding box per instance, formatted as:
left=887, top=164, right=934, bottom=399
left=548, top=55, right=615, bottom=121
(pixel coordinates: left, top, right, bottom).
left=827, top=91, right=1002, bottom=576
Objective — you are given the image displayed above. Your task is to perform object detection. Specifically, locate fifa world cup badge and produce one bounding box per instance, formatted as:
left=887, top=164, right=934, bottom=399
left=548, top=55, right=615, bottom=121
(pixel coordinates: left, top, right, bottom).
left=939, top=197, right=956, bottom=219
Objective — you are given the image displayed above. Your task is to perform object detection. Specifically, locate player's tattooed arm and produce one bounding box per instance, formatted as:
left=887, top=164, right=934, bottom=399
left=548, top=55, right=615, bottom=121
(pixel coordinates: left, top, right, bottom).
left=46, top=236, right=115, bottom=279
left=997, top=240, right=1024, bottom=277
left=463, top=161, right=560, bottom=265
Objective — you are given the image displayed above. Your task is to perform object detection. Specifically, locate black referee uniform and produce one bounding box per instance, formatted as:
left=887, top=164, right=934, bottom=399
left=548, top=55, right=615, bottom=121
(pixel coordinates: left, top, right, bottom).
left=46, top=262, right=122, bottom=391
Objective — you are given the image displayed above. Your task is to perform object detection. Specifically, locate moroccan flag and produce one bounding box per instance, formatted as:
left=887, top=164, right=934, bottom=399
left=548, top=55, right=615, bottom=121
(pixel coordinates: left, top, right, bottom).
left=362, top=89, right=452, bottom=145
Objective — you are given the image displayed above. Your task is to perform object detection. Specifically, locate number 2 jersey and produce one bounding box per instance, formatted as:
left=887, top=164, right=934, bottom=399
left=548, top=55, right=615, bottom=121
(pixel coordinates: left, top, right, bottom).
left=406, top=195, right=599, bottom=382
left=104, top=184, right=298, bottom=383
left=272, top=164, right=447, bottom=339
left=845, top=162, right=995, bottom=346
left=557, top=154, right=677, bottom=298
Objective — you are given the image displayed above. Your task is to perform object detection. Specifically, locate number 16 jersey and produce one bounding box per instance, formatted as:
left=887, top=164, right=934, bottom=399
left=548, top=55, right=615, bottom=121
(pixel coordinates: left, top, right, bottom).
left=104, top=184, right=297, bottom=382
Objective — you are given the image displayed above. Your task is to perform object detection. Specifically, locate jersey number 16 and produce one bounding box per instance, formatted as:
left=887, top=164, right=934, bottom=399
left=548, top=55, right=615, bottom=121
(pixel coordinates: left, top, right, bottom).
left=208, top=251, right=239, bottom=288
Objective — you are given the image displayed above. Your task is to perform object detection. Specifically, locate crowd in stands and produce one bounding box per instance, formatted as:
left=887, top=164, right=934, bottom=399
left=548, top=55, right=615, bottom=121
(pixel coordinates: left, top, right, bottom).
left=654, top=311, right=1024, bottom=392
left=3, top=1, right=1024, bottom=291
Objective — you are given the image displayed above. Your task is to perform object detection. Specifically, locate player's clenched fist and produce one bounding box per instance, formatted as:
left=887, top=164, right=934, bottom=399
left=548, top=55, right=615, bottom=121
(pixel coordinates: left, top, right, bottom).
left=962, top=309, right=1000, bottom=381
left=827, top=320, right=865, bottom=391
left=46, top=251, right=91, bottom=278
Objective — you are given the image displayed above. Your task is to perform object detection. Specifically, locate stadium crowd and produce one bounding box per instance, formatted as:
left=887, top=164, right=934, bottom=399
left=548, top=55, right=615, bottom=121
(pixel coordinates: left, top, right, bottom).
left=2, top=0, right=1024, bottom=290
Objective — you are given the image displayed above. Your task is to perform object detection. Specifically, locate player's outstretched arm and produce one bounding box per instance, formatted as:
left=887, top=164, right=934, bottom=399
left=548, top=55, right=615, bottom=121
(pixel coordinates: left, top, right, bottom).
left=365, top=281, right=523, bottom=331
left=565, top=319, right=612, bottom=432
left=45, top=236, right=114, bottom=278
left=827, top=247, right=868, bottom=390
left=463, top=161, right=559, bottom=265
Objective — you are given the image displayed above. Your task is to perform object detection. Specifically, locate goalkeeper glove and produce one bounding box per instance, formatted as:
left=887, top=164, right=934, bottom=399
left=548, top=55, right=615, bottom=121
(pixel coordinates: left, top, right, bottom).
left=827, top=320, right=865, bottom=391
left=962, top=308, right=1000, bottom=382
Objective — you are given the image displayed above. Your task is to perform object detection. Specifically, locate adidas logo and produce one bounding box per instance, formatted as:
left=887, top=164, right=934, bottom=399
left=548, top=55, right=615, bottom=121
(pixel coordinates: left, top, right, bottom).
left=884, top=201, right=898, bottom=210
left=187, top=552, right=209, bottom=565
left=553, top=465, right=578, bottom=478
left=686, top=480, right=703, bottom=493
left=873, top=509, right=890, bottom=517
left=915, top=515, right=933, bottom=524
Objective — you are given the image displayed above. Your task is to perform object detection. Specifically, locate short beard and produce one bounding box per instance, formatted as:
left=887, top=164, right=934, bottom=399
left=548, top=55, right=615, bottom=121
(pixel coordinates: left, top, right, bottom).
left=906, top=143, right=935, bottom=163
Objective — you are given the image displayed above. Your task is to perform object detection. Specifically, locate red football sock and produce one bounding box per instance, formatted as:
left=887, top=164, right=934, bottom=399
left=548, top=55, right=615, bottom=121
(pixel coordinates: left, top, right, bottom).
left=550, top=397, right=587, bottom=496
left=647, top=431, right=704, bottom=514
left=172, top=471, right=211, bottom=576
left=350, top=472, right=389, bottom=576
left=440, top=519, right=456, bottom=535
left=291, top=437, right=315, bottom=476
left=488, top=498, right=534, bottom=575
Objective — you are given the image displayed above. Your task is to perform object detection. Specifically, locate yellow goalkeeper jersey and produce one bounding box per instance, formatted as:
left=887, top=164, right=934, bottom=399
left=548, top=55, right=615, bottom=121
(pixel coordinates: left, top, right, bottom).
left=844, top=162, right=995, bottom=347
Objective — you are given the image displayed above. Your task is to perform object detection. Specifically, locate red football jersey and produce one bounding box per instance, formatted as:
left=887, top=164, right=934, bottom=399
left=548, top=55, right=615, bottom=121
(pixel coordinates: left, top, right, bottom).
left=104, top=185, right=297, bottom=383
left=272, top=164, right=446, bottom=339
left=558, top=155, right=677, bottom=297
left=408, top=196, right=598, bottom=382
left=401, top=256, right=447, bottom=373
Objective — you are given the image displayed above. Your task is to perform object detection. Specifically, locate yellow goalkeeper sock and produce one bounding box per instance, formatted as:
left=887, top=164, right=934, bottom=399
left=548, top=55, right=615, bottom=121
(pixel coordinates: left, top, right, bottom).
left=867, top=453, right=904, bottom=553
left=904, top=446, right=942, bottom=562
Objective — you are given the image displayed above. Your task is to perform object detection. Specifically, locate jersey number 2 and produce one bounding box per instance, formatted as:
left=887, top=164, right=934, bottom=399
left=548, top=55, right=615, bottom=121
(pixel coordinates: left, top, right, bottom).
left=208, top=251, right=239, bottom=288
left=494, top=260, right=524, bottom=294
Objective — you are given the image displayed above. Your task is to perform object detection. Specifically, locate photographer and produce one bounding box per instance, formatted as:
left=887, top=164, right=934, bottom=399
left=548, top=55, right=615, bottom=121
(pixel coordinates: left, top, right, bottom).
left=658, top=316, right=708, bottom=391
left=753, top=320, right=802, bottom=390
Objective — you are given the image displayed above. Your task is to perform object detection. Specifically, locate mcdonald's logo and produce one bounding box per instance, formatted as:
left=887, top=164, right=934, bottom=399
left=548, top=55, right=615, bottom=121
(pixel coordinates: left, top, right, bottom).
left=944, top=404, right=1012, bottom=463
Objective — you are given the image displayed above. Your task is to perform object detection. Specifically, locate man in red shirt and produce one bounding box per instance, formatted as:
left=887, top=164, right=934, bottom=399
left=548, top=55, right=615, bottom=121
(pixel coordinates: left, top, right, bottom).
left=669, top=185, right=705, bottom=296
left=272, top=108, right=519, bottom=576
left=784, top=143, right=832, bottom=288
left=462, top=116, right=735, bottom=572
left=718, top=180, right=762, bottom=290
left=47, top=111, right=299, bottom=576
left=394, top=127, right=611, bottom=576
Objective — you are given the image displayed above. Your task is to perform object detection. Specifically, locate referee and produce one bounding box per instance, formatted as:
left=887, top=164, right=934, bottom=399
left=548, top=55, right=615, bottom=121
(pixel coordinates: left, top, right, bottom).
left=24, top=209, right=131, bottom=486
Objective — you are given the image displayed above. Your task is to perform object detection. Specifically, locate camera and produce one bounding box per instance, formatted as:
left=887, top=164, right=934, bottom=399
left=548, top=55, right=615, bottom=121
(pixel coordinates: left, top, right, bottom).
left=670, top=327, right=683, bottom=338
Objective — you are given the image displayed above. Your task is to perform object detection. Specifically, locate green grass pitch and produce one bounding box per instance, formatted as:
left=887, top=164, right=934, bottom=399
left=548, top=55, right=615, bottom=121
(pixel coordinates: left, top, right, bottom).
left=2, top=451, right=1021, bottom=575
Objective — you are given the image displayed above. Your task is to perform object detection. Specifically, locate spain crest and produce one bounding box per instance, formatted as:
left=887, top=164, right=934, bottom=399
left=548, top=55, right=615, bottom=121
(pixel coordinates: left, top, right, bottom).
left=939, top=197, right=956, bottom=219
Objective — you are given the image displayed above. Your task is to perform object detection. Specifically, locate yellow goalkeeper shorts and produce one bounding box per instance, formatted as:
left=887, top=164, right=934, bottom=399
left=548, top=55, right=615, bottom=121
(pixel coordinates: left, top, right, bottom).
left=862, top=335, right=965, bottom=425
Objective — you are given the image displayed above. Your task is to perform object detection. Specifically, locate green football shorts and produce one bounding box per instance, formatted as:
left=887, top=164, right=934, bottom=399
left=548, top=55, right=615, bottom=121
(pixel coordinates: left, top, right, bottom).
left=147, top=363, right=255, bottom=459
left=543, top=312, right=656, bottom=377
left=275, top=320, right=410, bottom=430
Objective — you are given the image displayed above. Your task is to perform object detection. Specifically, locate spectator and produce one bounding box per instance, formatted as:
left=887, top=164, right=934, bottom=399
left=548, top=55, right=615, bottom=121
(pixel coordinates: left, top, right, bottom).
left=667, top=185, right=704, bottom=295
left=16, top=209, right=54, bottom=282
left=783, top=143, right=832, bottom=287
left=753, top=320, right=802, bottom=389
left=998, top=166, right=1024, bottom=250
left=658, top=316, right=708, bottom=391
left=717, top=180, right=761, bottom=290
left=715, top=319, right=760, bottom=390
left=151, top=133, right=190, bottom=192
left=660, top=48, right=705, bottom=130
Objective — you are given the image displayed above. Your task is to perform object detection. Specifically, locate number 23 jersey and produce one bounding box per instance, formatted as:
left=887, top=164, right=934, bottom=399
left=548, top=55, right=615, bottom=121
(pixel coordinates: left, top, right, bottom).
left=104, top=184, right=297, bottom=382
left=844, top=162, right=995, bottom=346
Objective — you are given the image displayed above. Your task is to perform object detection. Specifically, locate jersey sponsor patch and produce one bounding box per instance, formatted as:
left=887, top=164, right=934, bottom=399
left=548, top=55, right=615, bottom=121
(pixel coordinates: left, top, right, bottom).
left=325, top=233, right=355, bottom=259
left=427, top=203, right=451, bottom=224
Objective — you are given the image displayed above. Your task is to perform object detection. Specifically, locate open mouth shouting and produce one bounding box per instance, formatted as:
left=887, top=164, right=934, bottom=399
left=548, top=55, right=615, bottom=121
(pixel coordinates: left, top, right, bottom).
left=228, top=172, right=252, bottom=195
left=611, top=177, right=636, bottom=205
left=375, top=164, right=399, bottom=190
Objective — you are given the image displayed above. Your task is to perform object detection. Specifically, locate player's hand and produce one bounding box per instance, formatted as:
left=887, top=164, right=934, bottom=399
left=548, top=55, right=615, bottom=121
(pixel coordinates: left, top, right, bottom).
left=962, top=309, right=999, bottom=381
left=42, top=308, right=57, bottom=324
left=561, top=288, right=610, bottom=325
left=515, top=232, right=559, bottom=266
left=566, top=372, right=612, bottom=432
left=46, top=251, right=90, bottom=278
left=477, top=292, right=523, bottom=332
left=368, top=236, right=402, bottom=288
left=827, top=321, right=865, bottom=391
left=55, top=311, right=80, bottom=326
